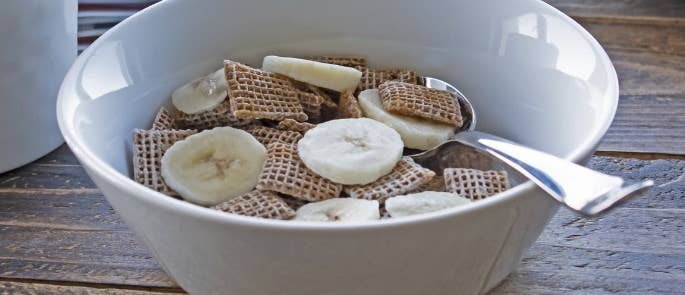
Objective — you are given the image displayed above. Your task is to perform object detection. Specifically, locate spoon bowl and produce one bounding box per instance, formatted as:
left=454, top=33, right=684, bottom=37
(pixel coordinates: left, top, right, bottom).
left=415, top=77, right=654, bottom=216
left=421, top=76, right=476, bottom=132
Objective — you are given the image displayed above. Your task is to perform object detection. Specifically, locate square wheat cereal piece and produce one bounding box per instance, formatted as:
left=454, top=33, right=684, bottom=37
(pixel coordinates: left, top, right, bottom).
left=174, top=100, right=253, bottom=130
left=379, top=81, right=463, bottom=127
left=152, top=107, right=176, bottom=130
left=245, top=125, right=303, bottom=146
left=344, top=157, right=435, bottom=204
left=280, top=194, right=309, bottom=210
left=289, top=82, right=338, bottom=123
left=256, top=142, right=342, bottom=202
left=357, top=69, right=419, bottom=91
left=225, top=61, right=307, bottom=122
left=277, top=119, right=316, bottom=133
left=295, top=87, right=324, bottom=121
left=433, top=150, right=495, bottom=173
left=444, top=168, right=509, bottom=200
left=336, top=89, right=363, bottom=119
left=307, top=84, right=338, bottom=108
left=132, top=129, right=197, bottom=196
left=409, top=176, right=446, bottom=193
left=212, top=190, right=295, bottom=220
left=306, top=55, right=367, bottom=70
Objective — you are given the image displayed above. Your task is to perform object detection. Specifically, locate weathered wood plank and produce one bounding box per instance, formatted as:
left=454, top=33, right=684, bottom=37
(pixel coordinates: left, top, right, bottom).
left=0, top=280, right=182, bottom=295
left=490, top=156, right=685, bottom=294
left=0, top=2, right=681, bottom=292
left=0, top=156, right=679, bottom=293
left=492, top=243, right=685, bottom=294
left=0, top=226, right=176, bottom=288
left=31, top=145, right=81, bottom=166
left=545, top=0, right=685, bottom=19
left=0, top=226, right=158, bottom=267
left=587, top=156, right=685, bottom=209
left=539, top=207, right=685, bottom=255
left=580, top=18, right=685, bottom=57
left=0, top=258, right=176, bottom=289
left=0, top=192, right=125, bottom=230
left=0, top=164, right=95, bottom=190
left=577, top=19, right=685, bottom=154
left=492, top=204, right=685, bottom=295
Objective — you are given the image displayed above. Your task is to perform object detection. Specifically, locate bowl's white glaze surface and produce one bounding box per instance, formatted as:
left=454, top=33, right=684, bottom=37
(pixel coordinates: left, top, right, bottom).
left=57, top=0, right=618, bottom=294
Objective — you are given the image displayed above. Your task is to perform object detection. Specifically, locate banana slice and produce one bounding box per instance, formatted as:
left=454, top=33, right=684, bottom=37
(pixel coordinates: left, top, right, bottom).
left=294, top=198, right=380, bottom=222
left=385, top=191, right=471, bottom=218
left=358, top=89, right=456, bottom=150
left=262, top=55, right=362, bottom=92
left=161, top=127, right=267, bottom=206
left=298, top=118, right=403, bottom=185
left=172, top=68, right=228, bottom=114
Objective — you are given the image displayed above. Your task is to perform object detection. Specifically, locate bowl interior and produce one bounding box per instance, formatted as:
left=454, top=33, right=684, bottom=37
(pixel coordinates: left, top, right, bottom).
left=59, top=0, right=617, bottom=193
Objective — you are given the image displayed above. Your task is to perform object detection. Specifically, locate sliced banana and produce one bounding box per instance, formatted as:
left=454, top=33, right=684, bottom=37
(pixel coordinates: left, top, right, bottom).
left=161, top=127, right=267, bottom=206
left=294, top=198, right=380, bottom=222
left=297, top=118, right=403, bottom=185
left=358, top=89, right=456, bottom=150
left=172, top=68, right=228, bottom=114
left=262, top=55, right=362, bottom=92
left=385, top=191, right=472, bottom=218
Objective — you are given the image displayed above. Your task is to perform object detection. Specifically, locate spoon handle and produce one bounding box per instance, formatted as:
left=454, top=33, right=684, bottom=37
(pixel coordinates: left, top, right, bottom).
left=454, top=131, right=653, bottom=215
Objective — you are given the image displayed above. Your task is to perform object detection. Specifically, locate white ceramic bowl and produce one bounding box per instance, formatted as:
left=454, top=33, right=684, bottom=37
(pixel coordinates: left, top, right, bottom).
left=57, top=0, right=618, bottom=294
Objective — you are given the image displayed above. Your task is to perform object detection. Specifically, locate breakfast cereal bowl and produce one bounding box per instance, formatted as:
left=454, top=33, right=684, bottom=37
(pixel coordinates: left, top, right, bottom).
left=56, top=0, right=618, bottom=294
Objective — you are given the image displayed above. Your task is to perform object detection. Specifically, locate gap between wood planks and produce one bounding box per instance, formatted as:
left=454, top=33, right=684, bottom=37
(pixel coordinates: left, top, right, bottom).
left=0, top=188, right=100, bottom=195
left=0, top=277, right=183, bottom=294
left=572, top=14, right=685, bottom=26
left=594, top=151, right=685, bottom=160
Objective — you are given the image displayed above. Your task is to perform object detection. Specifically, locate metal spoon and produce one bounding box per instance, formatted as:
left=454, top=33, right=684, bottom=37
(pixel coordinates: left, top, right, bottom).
left=410, top=77, right=653, bottom=216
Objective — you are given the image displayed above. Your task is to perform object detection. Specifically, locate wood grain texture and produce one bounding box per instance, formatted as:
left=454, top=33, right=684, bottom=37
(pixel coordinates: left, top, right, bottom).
left=32, top=145, right=82, bottom=166
left=0, top=226, right=176, bottom=288
left=0, top=147, right=176, bottom=289
left=0, top=155, right=680, bottom=294
left=492, top=243, right=685, bottom=294
left=491, top=156, right=685, bottom=294
left=0, top=1, right=683, bottom=293
left=0, top=280, right=182, bottom=295
left=575, top=18, right=685, bottom=155
left=586, top=156, right=685, bottom=209
left=545, top=0, right=685, bottom=19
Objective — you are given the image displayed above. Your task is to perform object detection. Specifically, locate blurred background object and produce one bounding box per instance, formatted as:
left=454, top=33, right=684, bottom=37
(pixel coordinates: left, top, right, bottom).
left=0, top=0, right=77, bottom=173
left=78, top=0, right=159, bottom=52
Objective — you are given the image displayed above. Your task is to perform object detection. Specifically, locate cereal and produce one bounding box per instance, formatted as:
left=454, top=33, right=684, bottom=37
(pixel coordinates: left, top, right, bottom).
left=244, top=125, right=303, bottom=146
left=336, top=90, right=363, bottom=119
left=410, top=176, right=446, bottom=193
left=276, top=119, right=316, bottom=133
left=151, top=107, right=176, bottom=130
left=379, top=81, right=462, bottom=127
left=174, top=100, right=253, bottom=130
left=132, top=129, right=197, bottom=196
left=344, top=157, right=435, bottom=203
left=295, top=87, right=325, bottom=121
left=306, top=55, right=367, bottom=70
left=444, top=168, right=509, bottom=200
left=280, top=194, right=309, bottom=210
left=358, top=69, right=419, bottom=91
left=212, top=190, right=295, bottom=220
left=225, top=61, right=308, bottom=121
left=257, top=142, right=342, bottom=202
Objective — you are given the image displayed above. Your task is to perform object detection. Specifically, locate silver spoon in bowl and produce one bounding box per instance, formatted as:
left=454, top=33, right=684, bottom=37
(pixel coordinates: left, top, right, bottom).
left=410, top=77, right=653, bottom=216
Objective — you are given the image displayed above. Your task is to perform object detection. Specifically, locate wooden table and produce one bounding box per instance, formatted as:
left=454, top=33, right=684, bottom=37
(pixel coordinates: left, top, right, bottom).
left=1, top=1, right=683, bottom=293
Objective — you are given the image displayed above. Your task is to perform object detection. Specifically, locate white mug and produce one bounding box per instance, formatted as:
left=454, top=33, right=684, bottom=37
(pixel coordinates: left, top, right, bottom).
left=0, top=0, right=77, bottom=173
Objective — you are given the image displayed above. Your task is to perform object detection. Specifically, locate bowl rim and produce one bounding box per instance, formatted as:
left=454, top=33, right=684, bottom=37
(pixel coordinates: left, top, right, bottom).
left=56, top=0, right=619, bottom=231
